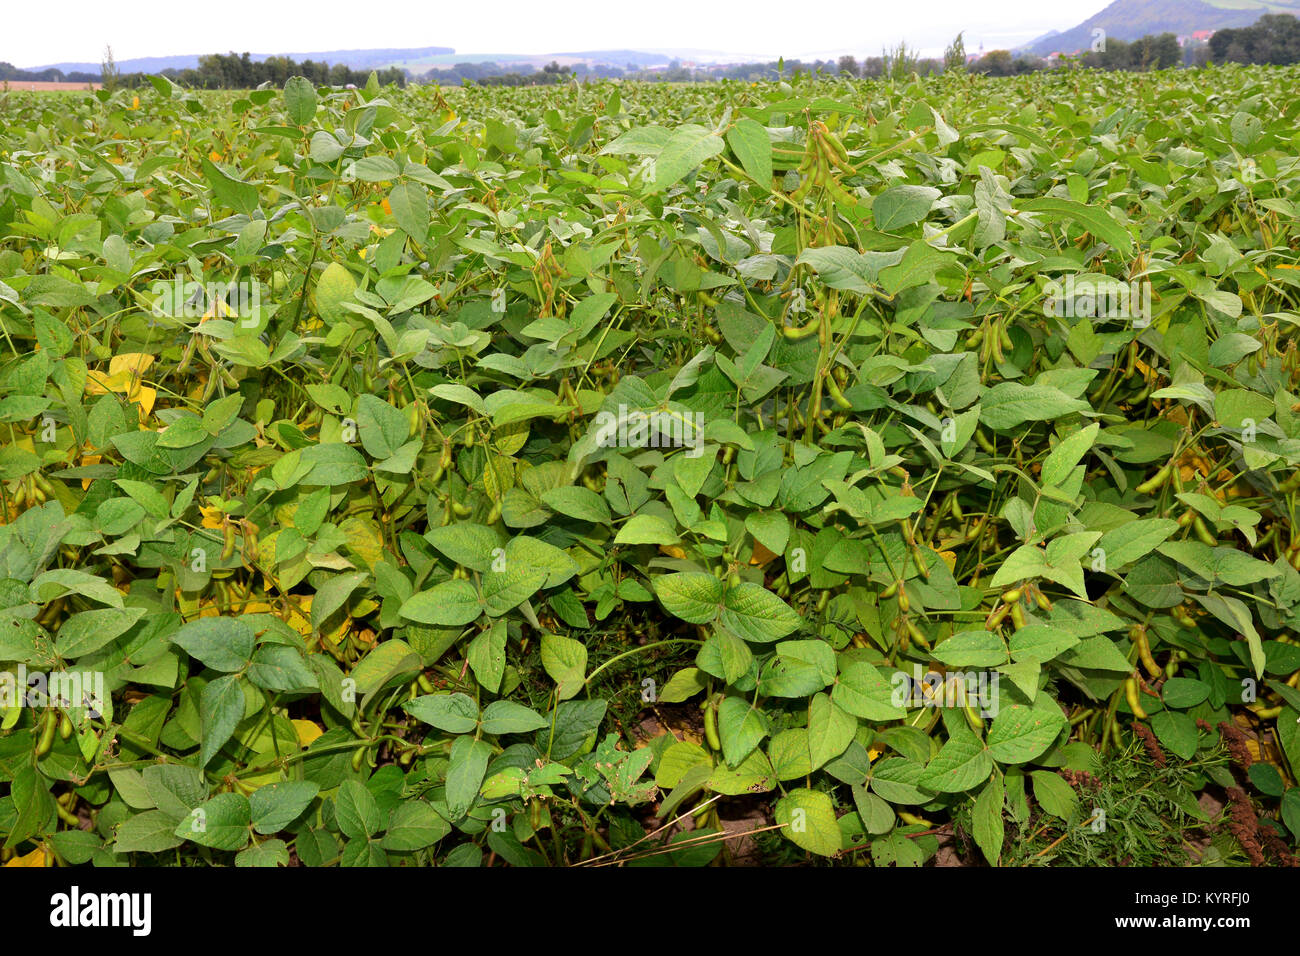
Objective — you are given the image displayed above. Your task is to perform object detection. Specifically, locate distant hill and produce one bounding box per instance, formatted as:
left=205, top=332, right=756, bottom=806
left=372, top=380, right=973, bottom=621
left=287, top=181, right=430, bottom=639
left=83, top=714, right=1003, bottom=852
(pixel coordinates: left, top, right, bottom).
left=25, top=47, right=776, bottom=78
left=1021, top=0, right=1300, bottom=55
left=551, top=50, right=673, bottom=65
left=24, top=46, right=456, bottom=75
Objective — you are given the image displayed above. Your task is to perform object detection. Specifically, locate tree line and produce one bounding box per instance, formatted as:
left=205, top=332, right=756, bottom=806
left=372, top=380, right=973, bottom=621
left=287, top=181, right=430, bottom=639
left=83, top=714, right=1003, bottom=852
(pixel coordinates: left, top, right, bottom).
left=129, top=53, right=407, bottom=90
left=1209, top=13, right=1300, bottom=65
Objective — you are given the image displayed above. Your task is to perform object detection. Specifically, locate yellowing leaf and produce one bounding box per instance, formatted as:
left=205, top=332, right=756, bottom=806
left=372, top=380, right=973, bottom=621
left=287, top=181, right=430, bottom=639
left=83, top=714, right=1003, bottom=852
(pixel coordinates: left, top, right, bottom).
left=4, top=847, right=45, bottom=867
left=293, top=719, right=324, bottom=747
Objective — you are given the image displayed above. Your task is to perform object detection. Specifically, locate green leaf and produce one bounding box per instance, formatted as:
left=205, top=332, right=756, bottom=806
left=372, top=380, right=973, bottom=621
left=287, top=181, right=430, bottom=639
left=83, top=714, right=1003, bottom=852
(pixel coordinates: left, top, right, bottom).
left=879, top=242, right=956, bottom=296
left=1020, top=197, right=1133, bottom=255
left=115, top=810, right=185, bottom=854
left=201, top=157, right=259, bottom=217
left=980, top=383, right=1090, bottom=430
left=283, top=76, right=317, bottom=125
left=199, top=675, right=245, bottom=767
left=1161, top=677, right=1210, bottom=709
left=482, top=566, right=547, bottom=615
left=653, top=126, right=724, bottom=191
left=1057, top=636, right=1138, bottom=672
left=1031, top=770, right=1079, bottom=820
left=872, top=184, right=940, bottom=230
left=540, top=486, right=611, bottom=524
left=400, top=580, right=482, bottom=626
left=833, top=662, right=906, bottom=720
left=808, top=693, right=857, bottom=771
left=250, top=781, right=319, bottom=835
left=717, top=695, right=768, bottom=768
left=355, top=395, right=408, bottom=460
left=423, top=523, right=500, bottom=571
left=403, top=693, right=479, bottom=733
left=141, top=765, right=205, bottom=819
left=480, top=700, right=548, bottom=735
left=55, top=606, right=146, bottom=659
left=236, top=840, right=290, bottom=868
left=918, top=722, right=993, bottom=793
left=1008, top=625, right=1080, bottom=664
left=1096, top=519, right=1180, bottom=569
left=775, top=788, right=842, bottom=857
left=987, top=699, right=1066, bottom=764
left=314, top=262, right=357, bottom=324
left=388, top=182, right=429, bottom=241
left=719, top=582, right=800, bottom=643
left=726, top=118, right=772, bottom=185
left=614, top=513, right=680, bottom=545
left=175, top=793, right=251, bottom=851
left=382, top=800, right=451, bottom=851
left=540, top=633, right=587, bottom=700
left=972, top=774, right=1005, bottom=866
left=931, top=630, right=1008, bottom=667
left=334, top=779, right=383, bottom=840
left=310, top=570, right=368, bottom=631
left=445, top=737, right=492, bottom=819
left=654, top=572, right=725, bottom=624
left=1148, top=710, right=1199, bottom=761
left=171, top=617, right=255, bottom=672
left=466, top=620, right=507, bottom=694
left=5, top=769, right=54, bottom=849
left=538, top=699, right=607, bottom=761
left=1040, top=423, right=1098, bottom=488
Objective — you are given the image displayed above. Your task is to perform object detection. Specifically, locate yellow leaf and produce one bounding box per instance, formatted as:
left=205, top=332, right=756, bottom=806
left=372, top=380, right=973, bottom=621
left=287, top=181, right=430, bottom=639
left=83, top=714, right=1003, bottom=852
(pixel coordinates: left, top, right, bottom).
left=938, top=550, right=957, bottom=573
left=209, top=150, right=223, bottom=162
left=130, top=95, right=140, bottom=110
left=127, top=383, right=156, bottom=421
left=108, top=352, right=154, bottom=383
left=293, top=720, right=324, bottom=747
left=282, top=596, right=314, bottom=639
left=339, top=516, right=385, bottom=570
left=103, top=351, right=155, bottom=385
left=4, top=847, right=45, bottom=867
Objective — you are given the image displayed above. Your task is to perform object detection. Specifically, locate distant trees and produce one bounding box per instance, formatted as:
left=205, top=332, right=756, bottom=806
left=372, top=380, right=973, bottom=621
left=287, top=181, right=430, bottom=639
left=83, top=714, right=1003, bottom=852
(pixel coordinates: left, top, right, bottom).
left=837, top=55, right=859, bottom=77
left=1074, top=33, right=1180, bottom=70
left=116, top=52, right=408, bottom=90
left=969, top=50, right=1043, bottom=75
left=1210, top=13, right=1300, bottom=64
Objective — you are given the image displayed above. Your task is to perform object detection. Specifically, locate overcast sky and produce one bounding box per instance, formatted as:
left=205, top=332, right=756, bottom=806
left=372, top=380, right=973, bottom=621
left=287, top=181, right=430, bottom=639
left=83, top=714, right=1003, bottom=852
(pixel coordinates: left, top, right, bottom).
left=4, top=0, right=1113, bottom=67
